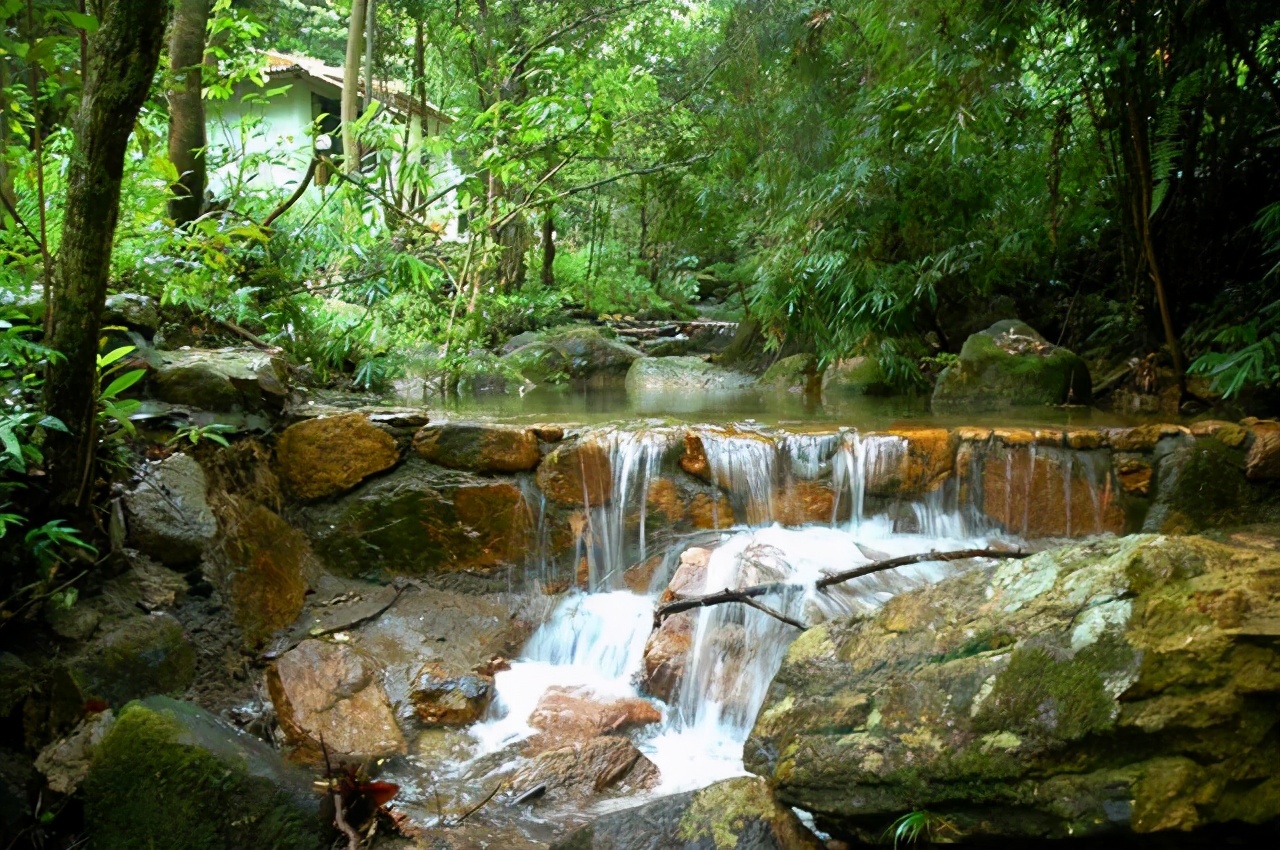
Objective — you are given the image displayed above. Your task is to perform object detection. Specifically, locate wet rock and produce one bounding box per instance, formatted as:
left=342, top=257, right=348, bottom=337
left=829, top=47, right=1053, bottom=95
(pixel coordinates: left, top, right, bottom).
left=680, top=430, right=711, bottom=481
left=52, top=614, right=195, bottom=723
left=526, top=686, right=662, bottom=751
left=626, top=356, right=756, bottom=393
left=103, top=292, right=160, bottom=334
left=84, top=696, right=321, bottom=850
left=660, top=547, right=711, bottom=604
left=873, top=428, right=955, bottom=497
left=1115, top=456, right=1154, bottom=496
left=822, top=356, right=893, bottom=398
left=645, top=477, right=736, bottom=535
left=268, top=639, right=405, bottom=759
left=759, top=354, right=819, bottom=395
left=550, top=775, right=823, bottom=850
left=1190, top=419, right=1248, bottom=448
left=774, top=480, right=839, bottom=526
left=149, top=347, right=290, bottom=412
left=204, top=499, right=318, bottom=645
left=503, top=341, right=571, bottom=385
left=747, top=535, right=1280, bottom=841
left=512, top=735, right=659, bottom=802
left=1245, top=421, right=1280, bottom=480
left=972, top=442, right=1127, bottom=537
left=35, top=709, right=115, bottom=794
left=932, top=320, right=1092, bottom=413
left=413, top=422, right=541, bottom=473
left=300, top=459, right=532, bottom=576
left=276, top=413, right=401, bottom=500
left=537, top=439, right=612, bottom=506
left=504, top=327, right=641, bottom=388
left=624, top=554, right=665, bottom=592
left=1145, top=439, right=1280, bottom=533
left=644, top=612, right=695, bottom=703
left=409, top=663, right=493, bottom=726
left=123, top=452, right=217, bottom=566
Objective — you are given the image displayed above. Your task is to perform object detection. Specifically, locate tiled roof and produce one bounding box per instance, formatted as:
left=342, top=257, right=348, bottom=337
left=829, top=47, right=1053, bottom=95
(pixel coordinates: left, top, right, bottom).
left=261, top=50, right=451, bottom=123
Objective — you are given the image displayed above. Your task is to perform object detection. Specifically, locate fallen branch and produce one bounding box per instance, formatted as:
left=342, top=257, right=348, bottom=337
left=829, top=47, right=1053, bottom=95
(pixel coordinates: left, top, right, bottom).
left=654, top=547, right=1028, bottom=625
left=451, top=781, right=503, bottom=826
left=813, top=548, right=1029, bottom=590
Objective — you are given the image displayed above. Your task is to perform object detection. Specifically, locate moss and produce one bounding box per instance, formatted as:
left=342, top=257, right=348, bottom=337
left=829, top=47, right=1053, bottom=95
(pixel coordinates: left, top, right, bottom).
left=678, top=776, right=805, bottom=850
left=930, top=630, right=1016, bottom=665
left=973, top=636, right=1135, bottom=743
left=84, top=699, right=324, bottom=850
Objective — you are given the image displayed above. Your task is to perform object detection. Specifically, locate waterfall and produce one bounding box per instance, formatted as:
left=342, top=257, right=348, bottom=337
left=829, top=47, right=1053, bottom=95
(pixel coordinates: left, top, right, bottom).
left=471, top=423, right=1014, bottom=796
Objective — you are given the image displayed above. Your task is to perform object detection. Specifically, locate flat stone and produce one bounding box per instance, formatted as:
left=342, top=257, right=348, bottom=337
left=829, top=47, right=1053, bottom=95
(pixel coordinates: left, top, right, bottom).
left=413, top=422, right=541, bottom=473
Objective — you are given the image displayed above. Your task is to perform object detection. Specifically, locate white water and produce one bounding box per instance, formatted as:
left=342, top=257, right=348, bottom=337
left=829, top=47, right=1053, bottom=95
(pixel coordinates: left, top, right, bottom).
left=469, top=425, right=1012, bottom=795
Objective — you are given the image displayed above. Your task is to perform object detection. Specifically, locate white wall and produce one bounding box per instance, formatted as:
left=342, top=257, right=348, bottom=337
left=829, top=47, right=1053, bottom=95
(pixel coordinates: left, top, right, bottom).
left=206, top=82, right=315, bottom=199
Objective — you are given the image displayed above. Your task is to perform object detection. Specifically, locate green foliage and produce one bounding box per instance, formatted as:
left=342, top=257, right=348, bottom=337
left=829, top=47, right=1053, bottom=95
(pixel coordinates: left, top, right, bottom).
left=168, top=422, right=236, bottom=448
left=884, top=810, right=957, bottom=847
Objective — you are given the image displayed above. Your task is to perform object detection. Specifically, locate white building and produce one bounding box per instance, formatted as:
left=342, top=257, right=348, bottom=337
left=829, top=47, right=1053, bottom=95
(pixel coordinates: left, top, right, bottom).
left=206, top=51, right=461, bottom=234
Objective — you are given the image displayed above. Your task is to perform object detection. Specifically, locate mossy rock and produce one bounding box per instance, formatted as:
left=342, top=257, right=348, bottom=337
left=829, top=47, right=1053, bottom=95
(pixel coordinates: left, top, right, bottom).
left=626, top=357, right=756, bottom=393
left=550, top=775, right=822, bottom=849
left=297, top=459, right=532, bottom=577
left=502, top=341, right=570, bottom=385
left=51, top=614, right=195, bottom=728
left=759, top=354, right=818, bottom=395
left=412, top=422, right=541, bottom=473
left=84, top=697, right=324, bottom=850
left=1144, top=438, right=1280, bottom=533
left=746, top=535, right=1280, bottom=841
left=932, top=319, right=1092, bottom=413
left=820, top=356, right=893, bottom=398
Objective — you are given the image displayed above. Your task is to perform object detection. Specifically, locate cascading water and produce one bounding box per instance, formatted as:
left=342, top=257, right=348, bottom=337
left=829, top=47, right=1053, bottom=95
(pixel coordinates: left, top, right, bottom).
left=466, top=424, right=1017, bottom=799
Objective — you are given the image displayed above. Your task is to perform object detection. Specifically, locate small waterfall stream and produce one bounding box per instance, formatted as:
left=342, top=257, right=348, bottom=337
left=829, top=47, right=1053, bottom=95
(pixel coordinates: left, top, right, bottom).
left=467, top=425, right=1014, bottom=796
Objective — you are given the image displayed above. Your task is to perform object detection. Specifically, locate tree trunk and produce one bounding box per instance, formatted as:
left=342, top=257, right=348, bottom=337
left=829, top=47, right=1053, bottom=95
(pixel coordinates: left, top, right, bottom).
left=489, top=174, right=528, bottom=291
left=44, top=0, right=172, bottom=510
left=342, top=0, right=368, bottom=172
left=541, top=206, right=555, bottom=288
left=166, top=0, right=211, bottom=226
left=362, top=0, right=376, bottom=114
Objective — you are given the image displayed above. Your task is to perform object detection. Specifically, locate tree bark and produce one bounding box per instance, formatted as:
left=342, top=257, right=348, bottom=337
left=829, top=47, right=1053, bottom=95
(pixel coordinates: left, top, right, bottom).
left=166, top=0, right=211, bottom=226
left=342, top=0, right=368, bottom=172
left=44, top=0, right=172, bottom=509
left=362, top=0, right=377, bottom=114
left=540, top=206, right=555, bottom=288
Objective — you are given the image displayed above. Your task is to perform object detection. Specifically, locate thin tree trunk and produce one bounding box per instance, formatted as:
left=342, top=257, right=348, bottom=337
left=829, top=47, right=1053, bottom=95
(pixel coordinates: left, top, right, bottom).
left=167, top=0, right=211, bottom=227
left=342, top=0, right=368, bottom=173
left=44, top=0, right=172, bottom=510
left=362, top=0, right=377, bottom=114
left=541, top=206, right=555, bottom=288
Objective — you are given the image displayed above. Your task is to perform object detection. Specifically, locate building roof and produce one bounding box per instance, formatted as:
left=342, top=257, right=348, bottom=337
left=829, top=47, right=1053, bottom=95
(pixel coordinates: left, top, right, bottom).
left=262, top=50, right=452, bottom=124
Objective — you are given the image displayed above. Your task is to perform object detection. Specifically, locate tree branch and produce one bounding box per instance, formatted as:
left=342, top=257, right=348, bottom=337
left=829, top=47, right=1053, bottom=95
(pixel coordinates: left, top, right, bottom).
left=557, top=155, right=709, bottom=199
left=654, top=548, right=1029, bottom=626
left=506, top=0, right=655, bottom=79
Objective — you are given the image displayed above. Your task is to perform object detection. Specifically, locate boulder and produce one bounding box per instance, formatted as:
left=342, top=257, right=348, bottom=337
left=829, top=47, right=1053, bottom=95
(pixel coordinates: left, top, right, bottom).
left=204, top=499, right=318, bottom=646
left=413, top=422, right=541, bottom=473
left=525, top=686, right=662, bottom=751
left=747, top=535, right=1280, bottom=841
left=660, top=547, right=711, bottom=604
left=759, top=354, right=819, bottom=395
left=537, top=439, right=613, bottom=506
left=932, top=320, right=1092, bottom=413
left=267, top=639, right=406, bottom=759
left=83, top=697, right=322, bottom=850
left=1144, top=438, right=1280, bottom=533
left=511, top=735, right=659, bottom=802
left=822, top=356, right=893, bottom=398
left=626, top=356, right=756, bottom=393
left=409, top=663, right=493, bottom=726
left=503, top=327, right=641, bottom=388
left=123, top=452, right=217, bottom=566
left=35, top=709, right=115, bottom=795
left=103, top=293, right=160, bottom=334
left=149, top=347, right=290, bottom=412
left=52, top=614, right=195, bottom=725
left=550, top=775, right=823, bottom=850
left=1245, top=421, right=1280, bottom=481
left=644, top=612, right=695, bottom=703
left=299, top=459, right=532, bottom=577
left=275, top=413, right=401, bottom=501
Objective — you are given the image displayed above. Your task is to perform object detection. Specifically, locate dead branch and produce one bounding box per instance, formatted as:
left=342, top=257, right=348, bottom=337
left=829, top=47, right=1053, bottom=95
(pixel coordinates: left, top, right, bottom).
left=262, top=158, right=318, bottom=229
left=654, top=548, right=1029, bottom=625
left=451, top=781, right=503, bottom=826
